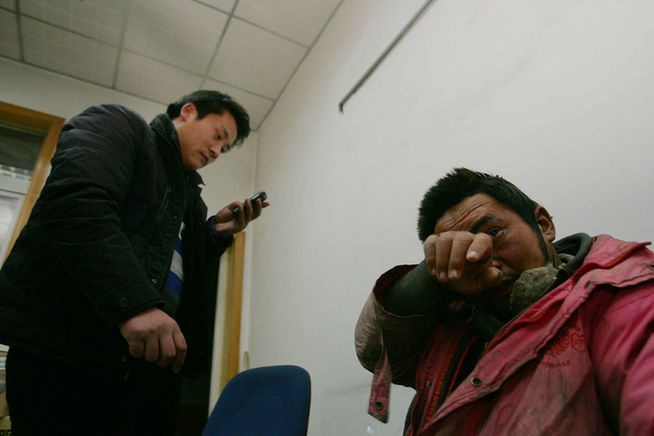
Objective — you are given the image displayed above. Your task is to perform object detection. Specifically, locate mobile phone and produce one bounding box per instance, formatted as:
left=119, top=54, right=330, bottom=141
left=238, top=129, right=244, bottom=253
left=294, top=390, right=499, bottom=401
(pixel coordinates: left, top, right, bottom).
left=232, top=190, right=267, bottom=217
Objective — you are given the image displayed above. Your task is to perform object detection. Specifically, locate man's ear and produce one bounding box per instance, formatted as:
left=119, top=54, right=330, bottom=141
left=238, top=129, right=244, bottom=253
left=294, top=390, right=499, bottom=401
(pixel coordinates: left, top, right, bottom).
left=179, top=102, right=198, bottom=121
left=535, top=206, right=556, bottom=242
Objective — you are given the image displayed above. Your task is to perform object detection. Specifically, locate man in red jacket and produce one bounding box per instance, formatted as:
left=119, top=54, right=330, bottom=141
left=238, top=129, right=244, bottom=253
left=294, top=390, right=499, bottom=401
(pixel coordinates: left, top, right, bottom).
left=356, top=168, right=654, bottom=435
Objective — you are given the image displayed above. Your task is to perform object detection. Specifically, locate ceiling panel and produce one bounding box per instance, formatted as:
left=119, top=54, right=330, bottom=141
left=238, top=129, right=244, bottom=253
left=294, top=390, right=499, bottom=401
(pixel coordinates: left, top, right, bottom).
left=18, top=0, right=70, bottom=27
left=209, top=18, right=307, bottom=99
left=0, top=0, right=14, bottom=10
left=124, top=0, right=228, bottom=73
left=22, top=17, right=118, bottom=86
left=116, top=51, right=203, bottom=103
left=204, top=78, right=274, bottom=130
left=235, top=0, right=340, bottom=46
left=20, top=0, right=126, bottom=45
left=0, top=9, right=20, bottom=60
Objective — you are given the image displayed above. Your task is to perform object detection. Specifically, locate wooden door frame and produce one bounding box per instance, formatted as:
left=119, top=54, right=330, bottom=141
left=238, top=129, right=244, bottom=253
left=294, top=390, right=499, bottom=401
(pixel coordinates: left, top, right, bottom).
left=209, top=231, right=246, bottom=408
left=1, top=101, right=65, bottom=262
left=224, top=231, right=246, bottom=383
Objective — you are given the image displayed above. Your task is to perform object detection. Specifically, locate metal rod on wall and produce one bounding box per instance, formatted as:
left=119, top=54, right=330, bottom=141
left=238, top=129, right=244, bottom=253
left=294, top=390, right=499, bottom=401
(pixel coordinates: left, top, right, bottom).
left=338, top=0, right=438, bottom=113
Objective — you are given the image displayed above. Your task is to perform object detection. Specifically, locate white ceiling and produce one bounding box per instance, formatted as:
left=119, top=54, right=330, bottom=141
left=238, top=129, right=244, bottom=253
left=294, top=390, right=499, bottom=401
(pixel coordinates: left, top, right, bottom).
left=0, top=0, right=344, bottom=130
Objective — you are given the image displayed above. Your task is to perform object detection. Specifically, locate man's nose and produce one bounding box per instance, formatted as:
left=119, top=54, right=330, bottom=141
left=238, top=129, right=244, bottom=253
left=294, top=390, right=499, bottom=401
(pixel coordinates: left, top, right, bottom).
left=209, top=145, right=220, bottom=158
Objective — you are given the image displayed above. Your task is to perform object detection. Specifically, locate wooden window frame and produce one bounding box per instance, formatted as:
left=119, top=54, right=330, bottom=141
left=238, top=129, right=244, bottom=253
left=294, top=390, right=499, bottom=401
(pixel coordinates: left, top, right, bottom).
left=1, top=102, right=65, bottom=263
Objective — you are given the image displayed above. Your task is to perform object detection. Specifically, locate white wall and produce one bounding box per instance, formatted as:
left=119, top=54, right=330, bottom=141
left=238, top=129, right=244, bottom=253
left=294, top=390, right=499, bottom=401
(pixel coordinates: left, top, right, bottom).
left=248, top=0, right=654, bottom=435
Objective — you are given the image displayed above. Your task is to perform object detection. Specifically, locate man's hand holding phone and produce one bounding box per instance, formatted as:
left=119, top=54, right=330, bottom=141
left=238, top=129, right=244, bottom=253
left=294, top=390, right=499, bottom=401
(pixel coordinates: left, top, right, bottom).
left=213, top=190, right=269, bottom=235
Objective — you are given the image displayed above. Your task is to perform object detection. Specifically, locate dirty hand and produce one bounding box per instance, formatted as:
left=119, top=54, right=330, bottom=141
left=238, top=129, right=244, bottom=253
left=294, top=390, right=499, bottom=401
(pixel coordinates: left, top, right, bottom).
left=423, top=231, right=502, bottom=296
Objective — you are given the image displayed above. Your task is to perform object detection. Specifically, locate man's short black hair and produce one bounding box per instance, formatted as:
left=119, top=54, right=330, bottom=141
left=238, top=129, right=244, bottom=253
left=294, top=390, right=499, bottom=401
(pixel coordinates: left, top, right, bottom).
left=417, top=168, right=541, bottom=241
left=166, top=90, right=251, bottom=147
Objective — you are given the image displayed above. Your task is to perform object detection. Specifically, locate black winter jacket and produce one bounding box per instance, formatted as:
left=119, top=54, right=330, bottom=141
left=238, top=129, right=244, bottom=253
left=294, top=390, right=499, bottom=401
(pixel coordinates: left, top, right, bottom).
left=0, top=104, right=231, bottom=373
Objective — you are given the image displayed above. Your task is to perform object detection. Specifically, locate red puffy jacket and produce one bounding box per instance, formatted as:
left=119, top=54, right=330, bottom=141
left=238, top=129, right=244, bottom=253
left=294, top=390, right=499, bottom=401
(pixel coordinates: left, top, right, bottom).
left=356, top=235, right=654, bottom=435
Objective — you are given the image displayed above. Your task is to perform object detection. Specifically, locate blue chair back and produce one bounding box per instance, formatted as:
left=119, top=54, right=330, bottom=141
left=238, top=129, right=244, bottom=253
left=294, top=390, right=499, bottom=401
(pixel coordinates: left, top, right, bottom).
left=203, top=365, right=311, bottom=436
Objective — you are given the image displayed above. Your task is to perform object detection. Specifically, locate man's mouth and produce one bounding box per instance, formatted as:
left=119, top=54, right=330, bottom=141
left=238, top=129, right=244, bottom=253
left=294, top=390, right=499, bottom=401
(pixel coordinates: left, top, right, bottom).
left=492, top=278, right=516, bottom=298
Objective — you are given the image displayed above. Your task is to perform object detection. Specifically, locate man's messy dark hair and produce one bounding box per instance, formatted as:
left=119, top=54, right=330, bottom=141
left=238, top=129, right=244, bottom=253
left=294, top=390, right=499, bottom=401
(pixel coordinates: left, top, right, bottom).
left=417, top=168, right=541, bottom=242
left=166, top=90, right=251, bottom=147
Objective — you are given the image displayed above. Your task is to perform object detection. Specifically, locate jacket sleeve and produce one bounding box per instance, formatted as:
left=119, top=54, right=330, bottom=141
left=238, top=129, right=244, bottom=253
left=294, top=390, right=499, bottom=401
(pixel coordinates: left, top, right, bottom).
left=355, top=264, right=450, bottom=387
left=206, top=215, right=234, bottom=260
left=37, top=105, right=164, bottom=327
left=588, top=266, right=654, bottom=435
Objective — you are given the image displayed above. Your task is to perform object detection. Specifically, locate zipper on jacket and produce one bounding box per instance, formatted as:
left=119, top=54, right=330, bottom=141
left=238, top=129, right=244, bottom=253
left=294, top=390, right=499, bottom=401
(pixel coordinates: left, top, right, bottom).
left=426, top=330, right=480, bottom=418
left=156, top=187, right=171, bottom=225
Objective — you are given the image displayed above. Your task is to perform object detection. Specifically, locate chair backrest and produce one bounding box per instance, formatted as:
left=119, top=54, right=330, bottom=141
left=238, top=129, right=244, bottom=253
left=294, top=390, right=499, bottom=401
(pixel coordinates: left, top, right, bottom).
left=203, top=365, right=311, bottom=436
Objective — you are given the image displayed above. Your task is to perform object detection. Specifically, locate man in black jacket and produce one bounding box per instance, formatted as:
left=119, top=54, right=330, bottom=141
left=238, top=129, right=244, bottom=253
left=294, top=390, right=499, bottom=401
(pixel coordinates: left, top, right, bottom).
left=0, top=90, right=267, bottom=434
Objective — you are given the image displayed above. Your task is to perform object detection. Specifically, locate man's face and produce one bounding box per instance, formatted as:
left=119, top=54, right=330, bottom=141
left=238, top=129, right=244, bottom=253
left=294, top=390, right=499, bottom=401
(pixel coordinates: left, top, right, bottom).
left=434, top=193, right=555, bottom=298
left=174, top=103, right=238, bottom=171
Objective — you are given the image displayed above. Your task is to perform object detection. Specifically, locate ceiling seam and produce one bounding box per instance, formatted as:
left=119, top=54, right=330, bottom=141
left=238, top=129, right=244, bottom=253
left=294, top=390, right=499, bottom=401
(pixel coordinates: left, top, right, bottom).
left=111, top=0, right=132, bottom=89
left=17, top=13, right=119, bottom=47
left=188, top=1, right=310, bottom=49
left=199, top=0, right=238, bottom=89
left=14, top=0, right=24, bottom=63
left=119, top=48, right=209, bottom=80
left=0, top=56, right=167, bottom=107
left=203, top=77, right=275, bottom=102
left=190, top=0, right=231, bottom=15
left=233, top=16, right=310, bottom=48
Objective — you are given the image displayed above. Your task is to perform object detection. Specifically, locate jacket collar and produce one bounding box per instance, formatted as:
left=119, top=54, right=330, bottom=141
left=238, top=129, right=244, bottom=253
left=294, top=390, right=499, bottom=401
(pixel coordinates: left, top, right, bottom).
left=552, top=233, right=593, bottom=279
left=150, top=114, right=204, bottom=188
left=580, top=234, right=650, bottom=269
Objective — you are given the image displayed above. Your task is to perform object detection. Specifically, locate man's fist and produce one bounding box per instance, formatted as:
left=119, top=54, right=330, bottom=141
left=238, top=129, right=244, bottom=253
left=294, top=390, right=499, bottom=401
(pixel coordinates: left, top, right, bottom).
left=119, top=308, right=187, bottom=373
left=423, top=231, right=502, bottom=296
